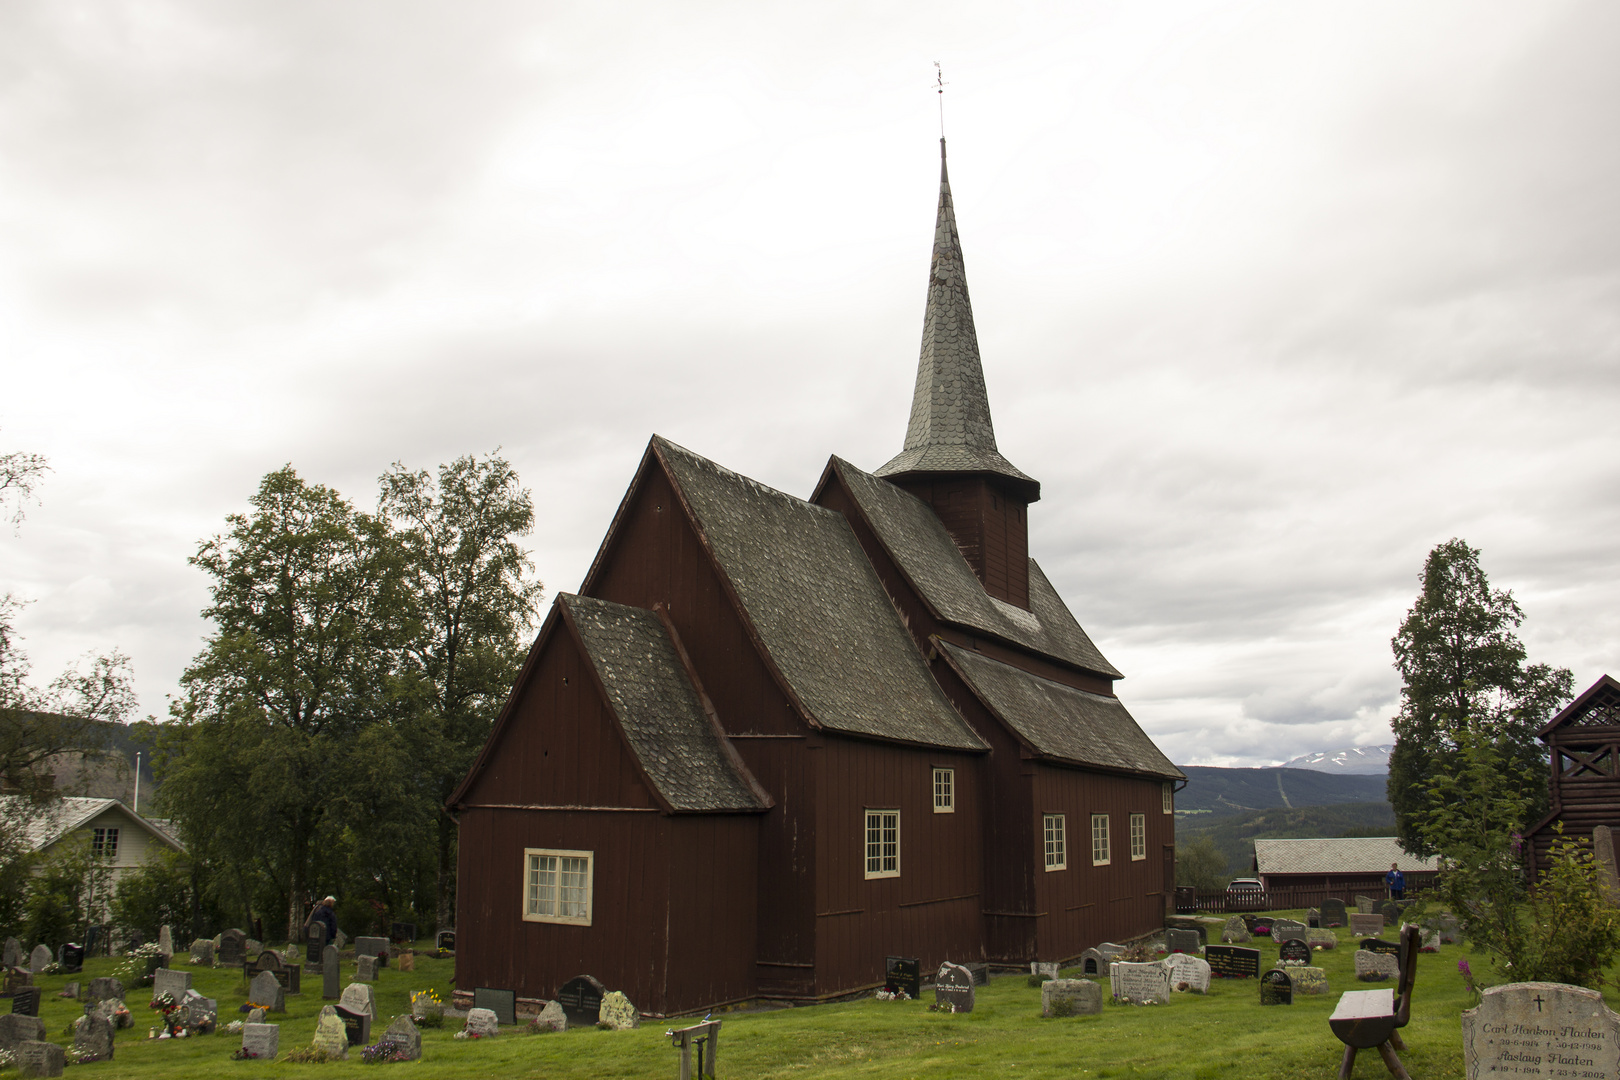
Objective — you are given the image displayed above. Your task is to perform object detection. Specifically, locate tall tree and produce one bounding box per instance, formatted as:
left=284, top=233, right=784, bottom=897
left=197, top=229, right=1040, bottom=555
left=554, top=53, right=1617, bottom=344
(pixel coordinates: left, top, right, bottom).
left=161, top=466, right=416, bottom=940
left=379, top=452, right=542, bottom=931
left=1388, top=539, right=1572, bottom=855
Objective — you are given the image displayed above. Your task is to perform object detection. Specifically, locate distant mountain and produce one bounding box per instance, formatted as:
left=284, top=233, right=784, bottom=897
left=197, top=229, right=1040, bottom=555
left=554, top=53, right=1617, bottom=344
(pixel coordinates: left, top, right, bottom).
left=1280, top=745, right=1392, bottom=775
left=1174, top=766, right=1389, bottom=816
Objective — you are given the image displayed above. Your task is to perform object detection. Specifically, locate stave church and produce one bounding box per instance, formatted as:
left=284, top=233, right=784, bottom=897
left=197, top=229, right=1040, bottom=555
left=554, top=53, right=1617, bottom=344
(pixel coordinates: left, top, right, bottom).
left=448, top=140, right=1184, bottom=1017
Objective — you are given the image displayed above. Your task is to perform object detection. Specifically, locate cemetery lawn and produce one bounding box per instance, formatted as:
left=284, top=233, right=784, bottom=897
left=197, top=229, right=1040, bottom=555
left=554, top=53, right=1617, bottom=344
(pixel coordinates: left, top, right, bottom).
left=25, top=917, right=1620, bottom=1079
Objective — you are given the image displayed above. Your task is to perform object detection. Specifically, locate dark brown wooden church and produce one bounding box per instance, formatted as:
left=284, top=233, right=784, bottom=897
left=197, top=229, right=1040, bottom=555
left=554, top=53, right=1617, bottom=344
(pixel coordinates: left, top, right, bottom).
left=1527, top=673, right=1620, bottom=876
left=447, top=141, right=1184, bottom=1017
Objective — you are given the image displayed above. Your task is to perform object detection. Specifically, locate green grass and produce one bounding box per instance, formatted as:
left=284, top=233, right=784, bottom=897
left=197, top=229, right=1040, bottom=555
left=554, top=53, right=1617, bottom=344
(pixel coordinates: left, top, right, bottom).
left=16, top=918, right=1617, bottom=1079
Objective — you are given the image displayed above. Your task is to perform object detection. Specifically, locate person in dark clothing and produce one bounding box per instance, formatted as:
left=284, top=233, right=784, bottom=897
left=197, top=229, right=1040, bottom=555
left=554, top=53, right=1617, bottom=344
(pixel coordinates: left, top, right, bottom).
left=1385, top=863, right=1405, bottom=900
left=305, top=895, right=339, bottom=945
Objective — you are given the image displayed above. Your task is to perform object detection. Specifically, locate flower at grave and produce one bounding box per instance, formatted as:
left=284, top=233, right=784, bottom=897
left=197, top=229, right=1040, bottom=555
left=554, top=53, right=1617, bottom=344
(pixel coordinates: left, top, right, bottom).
left=360, top=1040, right=412, bottom=1064
left=225, top=1020, right=244, bottom=1034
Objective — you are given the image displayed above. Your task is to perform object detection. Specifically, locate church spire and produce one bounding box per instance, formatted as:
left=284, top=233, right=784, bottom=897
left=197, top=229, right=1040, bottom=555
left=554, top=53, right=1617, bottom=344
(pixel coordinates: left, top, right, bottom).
left=875, top=139, right=1039, bottom=502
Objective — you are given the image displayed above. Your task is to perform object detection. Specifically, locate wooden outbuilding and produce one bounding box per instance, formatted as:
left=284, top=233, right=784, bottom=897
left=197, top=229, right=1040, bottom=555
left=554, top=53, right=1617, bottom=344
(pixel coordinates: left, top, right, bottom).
left=448, top=140, right=1183, bottom=1017
left=1527, top=673, right=1620, bottom=876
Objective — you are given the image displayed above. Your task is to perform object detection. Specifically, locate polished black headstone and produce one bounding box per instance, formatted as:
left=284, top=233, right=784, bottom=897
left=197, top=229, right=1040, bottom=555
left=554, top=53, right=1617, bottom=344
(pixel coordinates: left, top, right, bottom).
left=1259, top=969, right=1292, bottom=1005
left=1359, top=938, right=1401, bottom=957
left=11, top=988, right=40, bottom=1016
left=59, top=945, right=84, bottom=974
left=473, top=987, right=516, bottom=1026
left=335, top=1005, right=371, bottom=1046
left=884, top=956, right=920, bottom=998
left=1278, top=939, right=1311, bottom=964
left=1204, top=945, right=1261, bottom=979
left=557, top=975, right=606, bottom=1028
left=306, top=923, right=326, bottom=965
left=436, top=930, right=455, bottom=951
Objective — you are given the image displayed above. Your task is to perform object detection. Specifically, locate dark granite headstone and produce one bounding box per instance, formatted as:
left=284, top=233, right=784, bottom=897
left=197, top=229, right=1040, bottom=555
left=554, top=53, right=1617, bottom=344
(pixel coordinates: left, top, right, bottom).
left=963, top=961, right=989, bottom=985
left=884, top=956, right=921, bottom=998
left=11, top=988, right=40, bottom=1017
left=1259, top=969, right=1292, bottom=1005
left=933, top=962, right=975, bottom=1013
left=1376, top=900, right=1401, bottom=923
left=219, top=929, right=246, bottom=967
left=334, top=1005, right=371, bottom=1046
left=58, top=945, right=83, bottom=975
left=246, top=949, right=300, bottom=994
left=389, top=922, right=416, bottom=945
left=2, top=939, right=19, bottom=970
left=1278, top=939, right=1311, bottom=964
left=1240, top=913, right=1260, bottom=931
left=1251, top=918, right=1274, bottom=937
left=436, top=930, right=455, bottom=951
left=305, top=923, right=326, bottom=966
left=1320, top=898, right=1348, bottom=927
left=1165, top=927, right=1202, bottom=954
left=14, top=1039, right=64, bottom=1077
left=557, top=975, right=606, bottom=1028
left=1360, top=938, right=1401, bottom=957
left=1204, top=945, right=1261, bottom=979
left=474, top=987, right=517, bottom=1026
left=322, top=945, right=339, bottom=1000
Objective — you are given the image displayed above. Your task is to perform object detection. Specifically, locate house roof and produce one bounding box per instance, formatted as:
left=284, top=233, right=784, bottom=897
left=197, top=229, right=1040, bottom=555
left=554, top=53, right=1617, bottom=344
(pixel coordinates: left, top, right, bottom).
left=656, top=437, right=988, bottom=752
left=1538, top=673, right=1620, bottom=737
left=1252, top=837, right=1437, bottom=876
left=5, top=796, right=186, bottom=855
left=559, top=593, right=767, bottom=813
left=828, top=457, right=1122, bottom=679
left=937, top=641, right=1181, bottom=780
left=873, top=140, right=1038, bottom=501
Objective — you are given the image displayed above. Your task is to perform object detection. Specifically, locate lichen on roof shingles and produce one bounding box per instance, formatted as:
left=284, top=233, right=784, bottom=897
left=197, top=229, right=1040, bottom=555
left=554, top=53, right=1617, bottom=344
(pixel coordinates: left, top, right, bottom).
left=655, top=437, right=985, bottom=752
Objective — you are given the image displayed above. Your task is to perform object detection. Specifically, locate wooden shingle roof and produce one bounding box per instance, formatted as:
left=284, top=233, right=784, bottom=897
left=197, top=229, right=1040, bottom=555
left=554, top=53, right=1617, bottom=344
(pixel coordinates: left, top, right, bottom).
left=1253, top=837, right=1436, bottom=876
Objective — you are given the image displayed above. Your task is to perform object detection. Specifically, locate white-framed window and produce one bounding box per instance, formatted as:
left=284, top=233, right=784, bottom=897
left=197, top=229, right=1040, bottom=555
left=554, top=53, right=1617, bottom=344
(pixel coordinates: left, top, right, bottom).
left=1162, top=782, right=1174, bottom=814
left=1091, top=814, right=1110, bottom=866
left=1043, top=814, right=1066, bottom=871
left=522, top=848, right=593, bottom=925
left=91, top=827, right=119, bottom=861
left=933, top=768, right=955, bottom=813
left=864, top=809, right=900, bottom=879
left=1130, top=813, right=1146, bottom=860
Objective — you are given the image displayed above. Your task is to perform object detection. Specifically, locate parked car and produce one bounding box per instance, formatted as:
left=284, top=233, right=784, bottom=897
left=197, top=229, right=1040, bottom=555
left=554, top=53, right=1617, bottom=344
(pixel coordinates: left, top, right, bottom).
left=1225, top=877, right=1267, bottom=910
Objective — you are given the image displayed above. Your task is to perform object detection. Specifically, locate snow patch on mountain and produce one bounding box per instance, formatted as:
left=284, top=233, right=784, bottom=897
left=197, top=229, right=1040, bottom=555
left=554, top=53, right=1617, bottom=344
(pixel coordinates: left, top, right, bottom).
left=1280, top=745, right=1392, bottom=774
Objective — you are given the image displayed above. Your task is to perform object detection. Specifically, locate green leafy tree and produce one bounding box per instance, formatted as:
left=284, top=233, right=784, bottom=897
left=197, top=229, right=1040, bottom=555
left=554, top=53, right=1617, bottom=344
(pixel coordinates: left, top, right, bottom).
left=1388, top=539, right=1572, bottom=855
left=21, top=833, right=113, bottom=948
left=379, top=452, right=542, bottom=931
left=1175, top=836, right=1228, bottom=891
left=109, top=848, right=195, bottom=944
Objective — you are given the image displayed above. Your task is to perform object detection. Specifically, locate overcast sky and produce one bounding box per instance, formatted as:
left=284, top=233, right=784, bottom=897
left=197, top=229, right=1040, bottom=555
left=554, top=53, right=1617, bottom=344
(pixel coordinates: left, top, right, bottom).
left=3, top=1, right=1617, bottom=767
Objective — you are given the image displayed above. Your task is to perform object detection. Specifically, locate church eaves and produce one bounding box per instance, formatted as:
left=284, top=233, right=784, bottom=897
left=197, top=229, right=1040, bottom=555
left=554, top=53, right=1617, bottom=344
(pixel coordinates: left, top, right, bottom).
left=875, top=139, right=1038, bottom=501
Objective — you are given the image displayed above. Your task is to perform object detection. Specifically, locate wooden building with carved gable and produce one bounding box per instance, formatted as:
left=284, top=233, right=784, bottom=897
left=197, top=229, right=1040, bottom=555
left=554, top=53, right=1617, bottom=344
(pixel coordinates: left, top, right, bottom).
left=448, top=141, right=1184, bottom=1017
left=1527, top=673, right=1620, bottom=876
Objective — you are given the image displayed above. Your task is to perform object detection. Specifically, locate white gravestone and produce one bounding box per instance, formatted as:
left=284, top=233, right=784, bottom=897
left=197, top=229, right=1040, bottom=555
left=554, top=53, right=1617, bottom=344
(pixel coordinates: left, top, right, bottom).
left=1463, top=982, right=1620, bottom=1080
left=1354, top=951, right=1400, bottom=981
left=532, top=1000, right=567, bottom=1033
left=249, top=970, right=284, bottom=1013
left=151, top=968, right=191, bottom=1002
left=28, top=945, right=50, bottom=974
left=1109, top=961, right=1172, bottom=1004
left=1350, top=913, right=1383, bottom=936
left=241, top=1022, right=279, bottom=1061
left=1030, top=961, right=1060, bottom=979
left=1041, top=979, right=1102, bottom=1017
left=338, top=982, right=376, bottom=1018
left=1164, top=953, right=1211, bottom=994
left=463, top=1008, right=500, bottom=1037
left=311, top=1006, right=349, bottom=1060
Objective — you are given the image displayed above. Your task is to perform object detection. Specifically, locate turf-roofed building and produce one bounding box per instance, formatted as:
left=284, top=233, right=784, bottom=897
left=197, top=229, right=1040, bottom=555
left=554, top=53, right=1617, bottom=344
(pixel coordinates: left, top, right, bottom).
left=448, top=141, right=1184, bottom=1017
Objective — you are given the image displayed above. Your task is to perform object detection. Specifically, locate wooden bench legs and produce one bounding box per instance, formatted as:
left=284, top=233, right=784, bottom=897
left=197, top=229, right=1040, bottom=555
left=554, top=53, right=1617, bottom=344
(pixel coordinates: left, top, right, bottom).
left=1338, top=1041, right=1412, bottom=1080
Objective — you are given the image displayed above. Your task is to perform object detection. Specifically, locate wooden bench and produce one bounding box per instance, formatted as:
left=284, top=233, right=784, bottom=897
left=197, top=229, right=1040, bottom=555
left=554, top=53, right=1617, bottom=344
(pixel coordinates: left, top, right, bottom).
left=668, top=1019, right=721, bottom=1080
left=1328, top=924, right=1419, bottom=1079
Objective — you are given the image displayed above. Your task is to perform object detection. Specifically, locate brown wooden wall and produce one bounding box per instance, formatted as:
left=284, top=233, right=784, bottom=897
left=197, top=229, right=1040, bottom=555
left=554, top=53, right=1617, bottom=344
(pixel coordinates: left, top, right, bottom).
left=812, top=736, right=984, bottom=995
left=889, top=476, right=1030, bottom=608
left=1531, top=721, right=1620, bottom=871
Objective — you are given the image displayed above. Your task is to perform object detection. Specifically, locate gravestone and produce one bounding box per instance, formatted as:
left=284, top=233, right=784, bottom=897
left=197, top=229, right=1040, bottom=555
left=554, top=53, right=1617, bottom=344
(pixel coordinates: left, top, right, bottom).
left=3, top=939, right=19, bottom=970
left=11, top=988, right=40, bottom=1017
left=219, top=929, right=246, bottom=966
left=1220, top=916, right=1251, bottom=943
left=311, top=1005, right=349, bottom=1059
left=1305, top=928, right=1337, bottom=950
left=599, top=990, right=640, bottom=1030
left=1307, top=907, right=1320, bottom=928
left=1463, top=981, right=1620, bottom=1079
left=1433, top=914, right=1463, bottom=945
left=963, top=962, right=989, bottom=985
left=247, top=1007, right=265, bottom=1024
left=1164, top=953, right=1211, bottom=993
left=322, top=945, right=339, bottom=999
left=58, top=983, right=77, bottom=1000
left=532, top=1000, right=567, bottom=1032
left=157, top=925, right=173, bottom=957
left=241, top=1022, right=278, bottom=1061
left=1108, top=960, right=1171, bottom=1005
left=0, top=1014, right=45, bottom=1051
left=1078, top=943, right=1125, bottom=977
left=0, top=968, right=27, bottom=996
left=1354, top=950, right=1400, bottom=981
left=1271, top=919, right=1308, bottom=943
left=1320, top=898, right=1348, bottom=927
left=396, top=951, right=415, bottom=972
left=1595, top=825, right=1620, bottom=905
left=1260, top=969, right=1292, bottom=1005
left=1240, top=913, right=1260, bottom=931
left=14, top=1040, right=64, bottom=1077
left=1377, top=900, right=1402, bottom=924
left=389, top=922, right=416, bottom=945
left=246, top=948, right=300, bottom=994
left=181, top=989, right=216, bottom=1028
left=1289, top=966, right=1329, bottom=994
left=1250, top=917, right=1274, bottom=937
left=355, top=936, right=388, bottom=960
left=934, top=962, right=975, bottom=1012
left=334, top=1005, right=370, bottom=1047
left=436, top=930, right=455, bottom=951
left=189, top=940, right=214, bottom=966
left=27, top=946, right=49, bottom=974
left=249, top=970, right=284, bottom=1013
left=1041, top=978, right=1102, bottom=1017
left=339, top=981, right=376, bottom=1019
left=74, top=1010, right=114, bottom=1062
left=245, top=938, right=261, bottom=955
left=1204, top=945, right=1261, bottom=980
left=356, top=956, right=378, bottom=982
left=381, top=1015, right=421, bottom=1061
left=557, top=975, right=606, bottom=1027
left=1165, top=928, right=1202, bottom=954
left=1413, top=924, right=1441, bottom=952
left=1278, top=939, right=1311, bottom=965
left=1349, top=913, right=1384, bottom=937
left=1360, top=937, right=1401, bottom=957
left=305, top=922, right=326, bottom=966
left=1355, top=895, right=1375, bottom=914
left=1029, top=961, right=1060, bottom=980
left=84, top=977, right=122, bottom=1006
left=474, top=987, right=517, bottom=1026
left=58, top=944, right=83, bottom=974
left=464, top=1008, right=499, bottom=1037
left=152, top=967, right=191, bottom=1002
left=884, top=956, right=920, bottom=998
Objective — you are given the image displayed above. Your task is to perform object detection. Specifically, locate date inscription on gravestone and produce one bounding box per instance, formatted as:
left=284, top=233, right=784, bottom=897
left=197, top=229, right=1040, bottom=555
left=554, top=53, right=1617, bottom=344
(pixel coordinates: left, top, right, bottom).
left=557, top=975, right=605, bottom=1028
left=1278, top=939, right=1311, bottom=965
left=1462, top=982, right=1620, bottom=1079
left=1204, top=945, right=1261, bottom=980
left=884, top=956, right=920, bottom=999
left=1260, top=969, right=1292, bottom=1006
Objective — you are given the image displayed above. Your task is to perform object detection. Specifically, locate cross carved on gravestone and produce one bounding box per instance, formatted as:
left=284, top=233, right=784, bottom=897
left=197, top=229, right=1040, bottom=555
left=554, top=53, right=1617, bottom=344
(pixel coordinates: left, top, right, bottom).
left=1534, top=994, right=1545, bottom=1012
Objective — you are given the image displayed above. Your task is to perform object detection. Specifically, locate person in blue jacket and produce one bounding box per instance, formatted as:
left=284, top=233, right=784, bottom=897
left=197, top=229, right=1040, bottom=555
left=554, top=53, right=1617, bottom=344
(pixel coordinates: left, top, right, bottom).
left=1385, top=863, right=1405, bottom=900
left=305, top=895, right=339, bottom=946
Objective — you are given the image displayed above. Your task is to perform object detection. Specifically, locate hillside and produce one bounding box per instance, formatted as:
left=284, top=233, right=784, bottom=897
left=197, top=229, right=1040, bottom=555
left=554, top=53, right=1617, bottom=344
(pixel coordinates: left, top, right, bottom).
left=1176, top=801, right=1397, bottom=877
left=1174, top=765, right=1388, bottom=816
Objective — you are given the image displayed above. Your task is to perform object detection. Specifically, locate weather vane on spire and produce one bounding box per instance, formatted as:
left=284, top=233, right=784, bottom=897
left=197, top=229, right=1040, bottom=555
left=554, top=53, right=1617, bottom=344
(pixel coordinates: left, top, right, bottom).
left=933, top=61, right=948, bottom=138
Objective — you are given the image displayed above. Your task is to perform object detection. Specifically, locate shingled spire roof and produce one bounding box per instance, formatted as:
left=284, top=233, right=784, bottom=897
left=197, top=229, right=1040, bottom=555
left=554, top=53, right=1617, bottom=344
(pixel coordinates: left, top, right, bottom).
left=875, top=139, right=1039, bottom=501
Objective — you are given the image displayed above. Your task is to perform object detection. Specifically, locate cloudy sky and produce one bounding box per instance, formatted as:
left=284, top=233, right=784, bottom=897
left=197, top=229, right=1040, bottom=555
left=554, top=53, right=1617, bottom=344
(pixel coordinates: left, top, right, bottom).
left=3, top=1, right=1617, bottom=767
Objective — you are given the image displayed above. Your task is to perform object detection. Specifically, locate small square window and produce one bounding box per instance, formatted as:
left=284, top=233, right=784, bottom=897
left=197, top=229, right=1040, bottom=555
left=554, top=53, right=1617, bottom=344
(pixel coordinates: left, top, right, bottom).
left=865, top=810, right=900, bottom=879
left=933, top=768, right=954, bottom=813
left=1162, top=783, right=1174, bottom=815
left=1130, top=813, right=1146, bottom=861
left=91, top=827, right=119, bottom=861
left=1043, top=814, right=1066, bottom=871
left=1091, top=814, right=1110, bottom=866
left=522, top=847, right=593, bottom=925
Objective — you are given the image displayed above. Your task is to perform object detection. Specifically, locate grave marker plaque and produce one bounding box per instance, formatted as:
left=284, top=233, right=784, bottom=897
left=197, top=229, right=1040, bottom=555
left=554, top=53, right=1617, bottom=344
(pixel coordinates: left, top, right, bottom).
left=0, top=1014, right=44, bottom=1051
left=1041, top=978, right=1101, bottom=1017
left=305, top=923, right=326, bottom=966
left=312, top=1006, right=350, bottom=1059
left=1204, top=945, right=1261, bottom=980
left=1349, top=913, right=1384, bottom=937
left=1030, top=961, right=1060, bottom=980
left=241, top=1022, right=279, bottom=1061
left=381, top=1015, right=421, bottom=1061
left=10, top=988, right=40, bottom=1017
left=1220, top=916, right=1251, bottom=943
left=1164, top=953, right=1211, bottom=993
left=219, top=929, right=246, bottom=967
left=884, top=956, right=920, bottom=999
left=1271, top=919, right=1308, bottom=943
left=1320, top=898, right=1348, bottom=927
left=933, top=962, right=975, bottom=1012
left=1360, top=938, right=1401, bottom=957
left=1354, top=950, right=1400, bottom=981
left=27, top=946, right=49, bottom=974
left=355, top=936, right=388, bottom=960
left=1278, top=939, right=1311, bottom=964
left=14, top=1040, right=64, bottom=1077
left=1305, top=928, right=1337, bottom=950
left=334, top=1005, right=370, bottom=1046
left=248, top=970, right=284, bottom=1013
left=1108, top=960, right=1171, bottom=1004
left=1260, top=969, right=1292, bottom=1005
left=598, top=990, right=640, bottom=1030
left=474, top=987, right=517, bottom=1026
left=1462, top=982, right=1620, bottom=1079
left=1165, top=928, right=1202, bottom=954
left=1251, top=918, right=1274, bottom=937
left=557, top=975, right=606, bottom=1028
left=322, top=945, right=339, bottom=1000
left=2, top=939, right=18, bottom=970
left=1078, top=943, right=1125, bottom=977
left=59, top=945, right=83, bottom=975
left=436, top=930, right=455, bottom=951
left=152, top=968, right=191, bottom=1002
